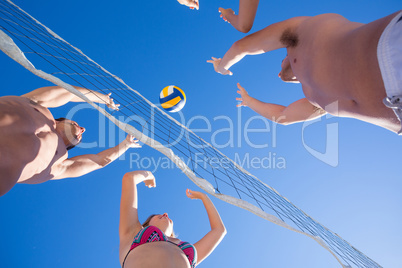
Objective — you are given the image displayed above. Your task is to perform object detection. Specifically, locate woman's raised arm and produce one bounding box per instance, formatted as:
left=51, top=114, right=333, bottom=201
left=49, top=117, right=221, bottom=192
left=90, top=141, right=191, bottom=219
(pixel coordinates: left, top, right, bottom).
left=119, top=171, right=156, bottom=238
left=187, top=189, right=227, bottom=264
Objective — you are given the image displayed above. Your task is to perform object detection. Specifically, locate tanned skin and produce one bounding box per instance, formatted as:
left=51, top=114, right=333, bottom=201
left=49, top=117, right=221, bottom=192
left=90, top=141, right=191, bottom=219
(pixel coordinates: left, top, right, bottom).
left=208, top=12, right=402, bottom=133
left=0, top=86, right=139, bottom=196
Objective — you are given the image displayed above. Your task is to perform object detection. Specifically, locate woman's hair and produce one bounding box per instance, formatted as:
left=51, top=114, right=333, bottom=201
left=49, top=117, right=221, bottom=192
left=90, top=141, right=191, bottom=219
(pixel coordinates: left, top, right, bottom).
left=142, top=214, right=177, bottom=238
left=142, top=214, right=158, bottom=228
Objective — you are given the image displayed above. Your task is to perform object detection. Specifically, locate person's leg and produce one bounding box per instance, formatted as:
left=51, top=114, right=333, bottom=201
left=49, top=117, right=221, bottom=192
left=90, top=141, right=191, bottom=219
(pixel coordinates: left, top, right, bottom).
left=219, top=0, right=259, bottom=33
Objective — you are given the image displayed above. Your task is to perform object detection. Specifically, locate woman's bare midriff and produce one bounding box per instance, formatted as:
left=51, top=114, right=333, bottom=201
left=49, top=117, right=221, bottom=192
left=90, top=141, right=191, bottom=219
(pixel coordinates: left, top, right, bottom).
left=123, top=241, right=191, bottom=268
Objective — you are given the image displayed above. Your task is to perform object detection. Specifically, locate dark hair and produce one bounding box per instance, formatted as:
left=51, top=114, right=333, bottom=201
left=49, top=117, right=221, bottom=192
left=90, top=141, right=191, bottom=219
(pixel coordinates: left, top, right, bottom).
left=55, top=117, right=81, bottom=150
left=280, top=28, right=299, bottom=48
left=142, top=214, right=177, bottom=238
left=55, top=117, right=67, bottom=122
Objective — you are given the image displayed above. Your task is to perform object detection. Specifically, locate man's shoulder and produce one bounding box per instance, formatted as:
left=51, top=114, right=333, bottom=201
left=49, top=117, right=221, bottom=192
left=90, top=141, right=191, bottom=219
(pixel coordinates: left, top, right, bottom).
left=292, top=13, right=348, bottom=29
left=0, top=95, right=53, bottom=115
left=0, top=95, right=29, bottom=103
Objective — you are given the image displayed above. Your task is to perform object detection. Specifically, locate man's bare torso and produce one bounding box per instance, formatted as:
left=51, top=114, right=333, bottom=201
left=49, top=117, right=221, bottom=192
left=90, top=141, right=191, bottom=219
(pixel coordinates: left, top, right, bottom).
left=0, top=96, right=67, bottom=195
left=288, top=12, right=401, bottom=132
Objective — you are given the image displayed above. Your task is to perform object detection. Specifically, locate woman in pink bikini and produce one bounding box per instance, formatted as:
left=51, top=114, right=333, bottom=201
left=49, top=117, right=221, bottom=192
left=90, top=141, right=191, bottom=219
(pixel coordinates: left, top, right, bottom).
left=119, top=170, right=226, bottom=268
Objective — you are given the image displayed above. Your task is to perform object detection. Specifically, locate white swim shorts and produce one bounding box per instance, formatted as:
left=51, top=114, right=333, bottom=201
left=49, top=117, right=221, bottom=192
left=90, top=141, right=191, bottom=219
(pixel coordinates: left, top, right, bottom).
left=377, top=11, right=402, bottom=134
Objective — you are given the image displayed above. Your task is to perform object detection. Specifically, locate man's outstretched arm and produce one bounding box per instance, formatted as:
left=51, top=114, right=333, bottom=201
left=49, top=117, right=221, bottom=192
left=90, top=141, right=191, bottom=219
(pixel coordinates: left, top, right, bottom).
left=52, top=135, right=140, bottom=180
left=236, top=83, right=325, bottom=125
left=208, top=16, right=310, bottom=75
left=22, top=86, right=119, bottom=109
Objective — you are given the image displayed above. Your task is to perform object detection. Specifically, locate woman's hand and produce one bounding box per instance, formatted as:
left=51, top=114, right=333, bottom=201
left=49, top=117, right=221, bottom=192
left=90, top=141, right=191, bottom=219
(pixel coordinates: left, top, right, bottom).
left=143, top=172, right=156, bottom=188
left=124, top=170, right=155, bottom=187
left=186, top=189, right=206, bottom=200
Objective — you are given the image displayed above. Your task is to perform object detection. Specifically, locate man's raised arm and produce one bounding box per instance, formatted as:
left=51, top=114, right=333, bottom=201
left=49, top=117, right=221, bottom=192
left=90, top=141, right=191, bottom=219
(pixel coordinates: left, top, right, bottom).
left=22, top=86, right=119, bottom=109
left=208, top=16, right=310, bottom=75
left=51, top=135, right=140, bottom=180
left=236, top=83, right=325, bottom=125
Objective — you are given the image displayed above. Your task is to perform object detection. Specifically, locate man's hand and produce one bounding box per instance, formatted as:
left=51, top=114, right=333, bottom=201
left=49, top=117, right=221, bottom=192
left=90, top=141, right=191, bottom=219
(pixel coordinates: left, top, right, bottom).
left=177, top=0, right=199, bottom=10
left=236, top=83, right=250, bottom=107
left=124, top=135, right=142, bottom=148
left=103, top=93, right=120, bottom=111
left=218, top=8, right=235, bottom=23
left=207, top=57, right=233, bottom=75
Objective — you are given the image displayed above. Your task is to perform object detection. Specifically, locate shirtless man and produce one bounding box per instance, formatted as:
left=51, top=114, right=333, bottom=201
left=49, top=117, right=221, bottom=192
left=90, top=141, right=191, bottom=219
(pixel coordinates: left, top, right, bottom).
left=0, top=86, right=140, bottom=196
left=208, top=11, right=402, bottom=134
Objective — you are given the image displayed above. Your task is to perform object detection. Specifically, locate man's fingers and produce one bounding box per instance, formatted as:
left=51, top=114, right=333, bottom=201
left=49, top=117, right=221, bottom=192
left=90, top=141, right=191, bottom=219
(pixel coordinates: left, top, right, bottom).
left=134, top=139, right=142, bottom=147
left=186, top=189, right=193, bottom=197
left=236, top=97, right=242, bottom=101
left=191, top=0, right=199, bottom=10
left=178, top=0, right=198, bottom=10
left=129, top=137, right=142, bottom=147
left=132, top=139, right=142, bottom=147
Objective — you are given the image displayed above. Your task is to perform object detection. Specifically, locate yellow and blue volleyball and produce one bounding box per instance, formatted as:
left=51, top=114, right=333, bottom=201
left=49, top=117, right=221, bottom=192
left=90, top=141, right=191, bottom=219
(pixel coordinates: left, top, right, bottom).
left=159, top=85, right=186, bottom=113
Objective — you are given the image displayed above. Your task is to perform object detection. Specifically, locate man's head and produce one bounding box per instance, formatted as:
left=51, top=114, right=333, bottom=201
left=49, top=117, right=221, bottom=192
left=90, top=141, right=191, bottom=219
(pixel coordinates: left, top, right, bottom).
left=55, top=118, right=85, bottom=150
left=279, top=56, right=299, bottom=83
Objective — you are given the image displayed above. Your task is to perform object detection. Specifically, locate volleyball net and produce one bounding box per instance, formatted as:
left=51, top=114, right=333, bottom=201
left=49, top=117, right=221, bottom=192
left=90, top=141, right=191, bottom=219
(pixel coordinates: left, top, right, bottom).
left=0, top=1, right=381, bottom=267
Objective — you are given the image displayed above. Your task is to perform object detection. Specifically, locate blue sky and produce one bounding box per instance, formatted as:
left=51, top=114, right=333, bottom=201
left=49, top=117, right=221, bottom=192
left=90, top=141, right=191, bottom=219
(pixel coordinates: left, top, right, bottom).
left=1, top=0, right=402, bottom=267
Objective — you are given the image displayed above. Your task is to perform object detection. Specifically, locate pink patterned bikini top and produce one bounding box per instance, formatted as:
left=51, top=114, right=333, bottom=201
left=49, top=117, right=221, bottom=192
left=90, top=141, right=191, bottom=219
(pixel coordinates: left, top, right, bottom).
left=122, top=225, right=197, bottom=268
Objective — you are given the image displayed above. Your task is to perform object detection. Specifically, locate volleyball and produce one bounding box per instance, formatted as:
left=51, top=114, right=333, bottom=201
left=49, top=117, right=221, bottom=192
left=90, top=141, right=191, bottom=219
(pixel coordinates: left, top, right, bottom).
left=159, top=85, right=186, bottom=113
